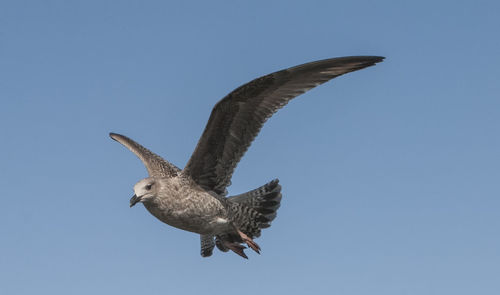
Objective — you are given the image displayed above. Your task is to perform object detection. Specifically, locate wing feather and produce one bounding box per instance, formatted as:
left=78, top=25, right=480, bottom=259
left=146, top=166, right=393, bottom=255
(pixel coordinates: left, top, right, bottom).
left=183, top=56, right=384, bottom=194
left=110, top=133, right=180, bottom=177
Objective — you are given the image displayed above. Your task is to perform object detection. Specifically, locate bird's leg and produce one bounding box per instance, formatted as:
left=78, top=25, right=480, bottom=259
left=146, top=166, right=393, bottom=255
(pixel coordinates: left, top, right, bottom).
left=237, top=229, right=261, bottom=254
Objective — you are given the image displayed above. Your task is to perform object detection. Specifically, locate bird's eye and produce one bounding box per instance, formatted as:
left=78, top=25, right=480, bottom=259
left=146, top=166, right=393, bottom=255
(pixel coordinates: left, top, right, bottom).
left=145, top=184, right=152, bottom=190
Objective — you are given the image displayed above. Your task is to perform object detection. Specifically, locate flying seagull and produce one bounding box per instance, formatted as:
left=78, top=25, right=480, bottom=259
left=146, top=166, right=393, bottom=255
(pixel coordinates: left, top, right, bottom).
left=110, top=56, right=384, bottom=259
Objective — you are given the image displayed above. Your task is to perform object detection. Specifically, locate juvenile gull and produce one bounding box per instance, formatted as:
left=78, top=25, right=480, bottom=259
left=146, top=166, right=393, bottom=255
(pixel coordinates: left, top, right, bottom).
left=110, top=56, right=384, bottom=258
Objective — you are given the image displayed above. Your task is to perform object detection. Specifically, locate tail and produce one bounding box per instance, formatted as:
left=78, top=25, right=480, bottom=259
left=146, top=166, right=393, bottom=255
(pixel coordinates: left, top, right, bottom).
left=199, top=179, right=282, bottom=258
left=228, top=178, right=282, bottom=225
left=212, top=179, right=282, bottom=258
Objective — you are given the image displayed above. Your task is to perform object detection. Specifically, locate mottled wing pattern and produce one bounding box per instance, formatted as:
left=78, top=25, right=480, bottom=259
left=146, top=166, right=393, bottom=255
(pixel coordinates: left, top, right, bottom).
left=228, top=178, right=282, bottom=231
left=183, top=56, right=384, bottom=195
left=110, top=133, right=180, bottom=177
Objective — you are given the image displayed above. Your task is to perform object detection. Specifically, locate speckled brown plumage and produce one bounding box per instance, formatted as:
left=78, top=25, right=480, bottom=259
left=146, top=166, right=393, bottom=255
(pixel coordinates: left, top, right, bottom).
left=110, top=56, right=384, bottom=258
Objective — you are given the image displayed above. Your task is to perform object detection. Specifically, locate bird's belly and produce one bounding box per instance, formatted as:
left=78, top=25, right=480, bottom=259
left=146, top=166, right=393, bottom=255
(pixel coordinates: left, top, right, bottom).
left=143, top=192, right=230, bottom=235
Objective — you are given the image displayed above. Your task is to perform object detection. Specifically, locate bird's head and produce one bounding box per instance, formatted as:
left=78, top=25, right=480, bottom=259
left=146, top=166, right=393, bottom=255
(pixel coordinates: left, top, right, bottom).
left=130, top=178, right=158, bottom=207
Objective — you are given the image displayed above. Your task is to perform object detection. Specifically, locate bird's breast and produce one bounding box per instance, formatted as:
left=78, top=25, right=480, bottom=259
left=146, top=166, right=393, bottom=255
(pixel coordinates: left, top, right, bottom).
left=143, top=181, right=230, bottom=234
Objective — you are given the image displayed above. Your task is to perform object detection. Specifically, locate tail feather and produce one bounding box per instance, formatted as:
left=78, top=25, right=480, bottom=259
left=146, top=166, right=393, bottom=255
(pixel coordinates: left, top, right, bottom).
left=215, top=238, right=229, bottom=252
left=200, top=179, right=283, bottom=258
left=200, top=235, right=215, bottom=257
left=229, top=178, right=282, bottom=225
left=213, top=179, right=283, bottom=258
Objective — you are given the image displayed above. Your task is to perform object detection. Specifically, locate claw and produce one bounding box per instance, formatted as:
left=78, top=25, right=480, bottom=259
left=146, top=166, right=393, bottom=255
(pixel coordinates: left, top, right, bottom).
left=237, top=230, right=261, bottom=254
left=223, top=241, right=248, bottom=259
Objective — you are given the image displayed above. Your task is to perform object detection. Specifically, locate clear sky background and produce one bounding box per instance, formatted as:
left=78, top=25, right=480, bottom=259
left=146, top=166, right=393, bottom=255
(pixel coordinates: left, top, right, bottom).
left=1, top=1, right=499, bottom=294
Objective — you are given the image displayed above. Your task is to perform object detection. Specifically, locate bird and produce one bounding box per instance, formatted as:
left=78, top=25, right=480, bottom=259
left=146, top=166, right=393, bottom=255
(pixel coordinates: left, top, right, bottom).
left=110, top=56, right=384, bottom=259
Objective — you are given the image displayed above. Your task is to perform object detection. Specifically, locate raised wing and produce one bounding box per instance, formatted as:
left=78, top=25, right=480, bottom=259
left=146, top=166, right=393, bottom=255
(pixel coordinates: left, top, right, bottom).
left=183, top=56, right=384, bottom=195
left=110, top=133, right=180, bottom=177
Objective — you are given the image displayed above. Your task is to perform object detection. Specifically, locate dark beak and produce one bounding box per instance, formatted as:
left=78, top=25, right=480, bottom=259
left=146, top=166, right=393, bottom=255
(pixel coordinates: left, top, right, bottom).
left=130, top=194, right=141, bottom=207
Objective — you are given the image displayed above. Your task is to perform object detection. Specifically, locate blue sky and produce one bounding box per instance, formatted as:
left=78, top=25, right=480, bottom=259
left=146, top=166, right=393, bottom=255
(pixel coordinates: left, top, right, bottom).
left=1, top=1, right=499, bottom=294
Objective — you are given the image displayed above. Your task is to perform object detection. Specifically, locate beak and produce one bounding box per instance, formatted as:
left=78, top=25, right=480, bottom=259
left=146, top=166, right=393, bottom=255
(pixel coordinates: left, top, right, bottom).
left=130, top=194, right=141, bottom=207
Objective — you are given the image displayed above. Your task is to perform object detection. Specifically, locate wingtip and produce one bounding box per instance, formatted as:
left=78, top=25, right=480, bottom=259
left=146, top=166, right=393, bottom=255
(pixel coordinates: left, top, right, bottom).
left=355, top=56, right=385, bottom=69
left=355, top=55, right=385, bottom=64
left=361, top=56, right=385, bottom=64
left=109, top=132, right=121, bottom=141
